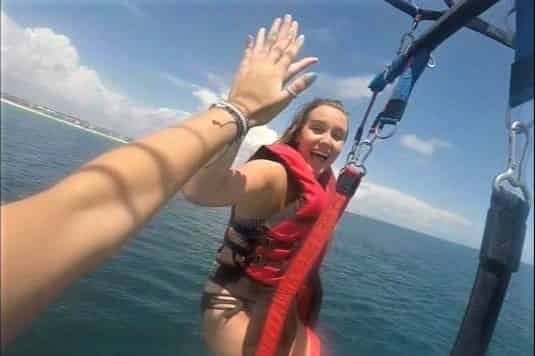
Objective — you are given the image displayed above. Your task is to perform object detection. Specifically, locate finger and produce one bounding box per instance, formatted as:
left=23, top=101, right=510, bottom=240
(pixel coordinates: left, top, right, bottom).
left=238, top=35, right=255, bottom=67
left=268, top=36, right=294, bottom=63
left=287, top=20, right=299, bottom=43
left=266, top=17, right=282, bottom=47
left=282, top=72, right=319, bottom=100
left=254, top=27, right=266, bottom=53
left=277, top=14, right=293, bottom=40
left=285, top=57, right=319, bottom=83
left=278, top=34, right=305, bottom=68
left=269, top=21, right=299, bottom=61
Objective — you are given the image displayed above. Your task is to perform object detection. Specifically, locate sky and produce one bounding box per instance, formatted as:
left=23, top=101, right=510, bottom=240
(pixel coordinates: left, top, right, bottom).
left=1, top=0, right=533, bottom=264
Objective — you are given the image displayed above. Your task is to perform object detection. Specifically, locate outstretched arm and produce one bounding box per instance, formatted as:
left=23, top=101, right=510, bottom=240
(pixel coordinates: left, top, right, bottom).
left=182, top=15, right=318, bottom=206
left=0, top=14, right=318, bottom=346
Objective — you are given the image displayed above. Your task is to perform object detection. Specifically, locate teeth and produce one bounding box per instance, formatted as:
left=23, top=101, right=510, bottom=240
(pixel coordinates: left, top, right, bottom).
left=311, top=152, right=328, bottom=161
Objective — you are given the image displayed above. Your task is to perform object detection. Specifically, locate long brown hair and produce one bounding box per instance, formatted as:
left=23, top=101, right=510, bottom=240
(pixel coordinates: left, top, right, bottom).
left=278, top=98, right=348, bottom=148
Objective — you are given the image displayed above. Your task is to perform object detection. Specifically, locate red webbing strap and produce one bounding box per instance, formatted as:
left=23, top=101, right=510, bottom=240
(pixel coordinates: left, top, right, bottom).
left=254, top=167, right=362, bottom=356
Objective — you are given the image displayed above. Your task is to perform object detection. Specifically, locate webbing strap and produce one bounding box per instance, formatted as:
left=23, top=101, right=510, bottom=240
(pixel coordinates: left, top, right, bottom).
left=254, top=167, right=363, bottom=356
left=375, top=50, right=430, bottom=126
left=509, top=0, right=534, bottom=107
left=369, top=54, right=409, bottom=93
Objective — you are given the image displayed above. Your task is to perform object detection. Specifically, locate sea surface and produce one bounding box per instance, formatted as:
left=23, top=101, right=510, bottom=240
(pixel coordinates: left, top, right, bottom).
left=1, top=102, right=533, bottom=356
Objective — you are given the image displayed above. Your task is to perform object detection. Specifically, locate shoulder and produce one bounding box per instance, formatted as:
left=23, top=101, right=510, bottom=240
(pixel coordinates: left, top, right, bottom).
left=236, top=158, right=288, bottom=192
left=232, top=158, right=290, bottom=217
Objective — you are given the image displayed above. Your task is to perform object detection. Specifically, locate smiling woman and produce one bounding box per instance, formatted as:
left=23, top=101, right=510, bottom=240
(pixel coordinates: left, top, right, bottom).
left=182, top=97, right=349, bottom=356
left=279, top=99, right=348, bottom=174
left=0, top=11, right=322, bottom=348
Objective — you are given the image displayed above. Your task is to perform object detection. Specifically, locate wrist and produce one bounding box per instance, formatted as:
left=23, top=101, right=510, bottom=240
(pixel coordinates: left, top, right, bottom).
left=226, top=99, right=250, bottom=118
left=210, top=101, right=249, bottom=140
left=226, top=98, right=260, bottom=128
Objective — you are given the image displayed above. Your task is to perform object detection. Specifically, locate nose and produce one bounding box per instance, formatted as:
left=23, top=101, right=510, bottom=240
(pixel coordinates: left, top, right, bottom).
left=318, top=132, right=334, bottom=150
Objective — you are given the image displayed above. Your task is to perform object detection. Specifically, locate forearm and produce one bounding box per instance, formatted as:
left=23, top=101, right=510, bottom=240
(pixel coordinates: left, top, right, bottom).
left=181, top=136, right=243, bottom=206
left=0, top=108, right=238, bottom=345
left=0, top=13, right=318, bottom=346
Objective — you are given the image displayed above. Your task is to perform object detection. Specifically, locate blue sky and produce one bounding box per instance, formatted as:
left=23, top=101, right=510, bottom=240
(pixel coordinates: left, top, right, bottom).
left=1, top=0, right=533, bottom=264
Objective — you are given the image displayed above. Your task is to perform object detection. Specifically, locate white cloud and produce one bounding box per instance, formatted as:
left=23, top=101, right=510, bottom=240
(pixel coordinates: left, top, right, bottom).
left=159, top=69, right=275, bottom=164
left=192, top=88, right=221, bottom=110
left=160, top=72, right=199, bottom=90
left=333, top=76, right=374, bottom=100
left=347, top=180, right=473, bottom=241
left=310, top=72, right=373, bottom=101
left=1, top=11, right=189, bottom=138
left=400, top=134, right=453, bottom=156
left=205, top=72, right=230, bottom=94
left=161, top=72, right=229, bottom=111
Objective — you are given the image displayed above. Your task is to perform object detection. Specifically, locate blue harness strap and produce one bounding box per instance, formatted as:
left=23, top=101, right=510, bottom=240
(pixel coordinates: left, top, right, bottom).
left=375, top=49, right=430, bottom=127
left=369, top=54, right=410, bottom=93
left=509, top=0, right=534, bottom=107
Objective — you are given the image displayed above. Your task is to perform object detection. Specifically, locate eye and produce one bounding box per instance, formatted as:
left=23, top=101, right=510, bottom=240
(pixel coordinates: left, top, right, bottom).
left=332, top=129, right=347, bottom=141
left=310, top=125, right=324, bottom=134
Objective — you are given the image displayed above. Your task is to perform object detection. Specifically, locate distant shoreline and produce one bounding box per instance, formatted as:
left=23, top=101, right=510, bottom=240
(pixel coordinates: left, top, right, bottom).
left=1, top=97, right=128, bottom=144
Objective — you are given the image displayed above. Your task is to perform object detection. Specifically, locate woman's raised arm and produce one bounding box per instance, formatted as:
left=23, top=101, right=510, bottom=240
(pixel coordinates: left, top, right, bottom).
left=0, top=14, right=318, bottom=347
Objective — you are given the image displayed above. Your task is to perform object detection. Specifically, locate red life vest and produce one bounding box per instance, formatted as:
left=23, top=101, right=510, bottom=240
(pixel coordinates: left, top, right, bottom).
left=219, top=143, right=335, bottom=286
left=208, top=143, right=340, bottom=355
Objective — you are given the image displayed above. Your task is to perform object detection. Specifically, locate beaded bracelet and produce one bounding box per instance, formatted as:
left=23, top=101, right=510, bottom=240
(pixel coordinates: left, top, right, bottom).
left=210, top=101, right=249, bottom=141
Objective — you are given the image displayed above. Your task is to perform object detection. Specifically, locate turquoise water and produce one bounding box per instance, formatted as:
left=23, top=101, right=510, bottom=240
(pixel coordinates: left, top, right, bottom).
left=1, top=102, right=533, bottom=356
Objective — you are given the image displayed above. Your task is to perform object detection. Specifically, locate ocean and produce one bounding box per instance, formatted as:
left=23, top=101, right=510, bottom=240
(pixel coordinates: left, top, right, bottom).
left=1, top=102, right=533, bottom=356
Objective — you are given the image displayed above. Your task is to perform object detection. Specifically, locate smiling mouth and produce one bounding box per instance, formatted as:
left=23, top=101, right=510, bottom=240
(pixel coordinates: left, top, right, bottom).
left=311, top=151, right=329, bottom=162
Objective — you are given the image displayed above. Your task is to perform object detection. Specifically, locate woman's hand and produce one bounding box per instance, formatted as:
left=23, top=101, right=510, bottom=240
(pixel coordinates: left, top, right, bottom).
left=228, top=14, right=319, bottom=128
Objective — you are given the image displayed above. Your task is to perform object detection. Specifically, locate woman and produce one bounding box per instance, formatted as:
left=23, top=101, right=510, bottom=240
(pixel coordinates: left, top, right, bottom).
left=183, top=93, right=348, bottom=355
left=1, top=14, right=319, bottom=346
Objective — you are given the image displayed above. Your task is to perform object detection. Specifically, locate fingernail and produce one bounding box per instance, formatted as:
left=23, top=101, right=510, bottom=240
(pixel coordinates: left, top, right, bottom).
left=297, top=34, right=305, bottom=44
left=303, top=72, right=318, bottom=86
left=284, top=14, right=292, bottom=22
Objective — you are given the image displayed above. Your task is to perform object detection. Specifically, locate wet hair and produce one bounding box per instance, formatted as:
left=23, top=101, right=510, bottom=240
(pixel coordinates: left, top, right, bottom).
left=278, top=98, right=349, bottom=148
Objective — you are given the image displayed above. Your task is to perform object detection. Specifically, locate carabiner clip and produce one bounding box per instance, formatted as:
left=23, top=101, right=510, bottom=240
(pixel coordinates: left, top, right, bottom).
left=494, top=120, right=531, bottom=203
left=346, top=140, right=374, bottom=169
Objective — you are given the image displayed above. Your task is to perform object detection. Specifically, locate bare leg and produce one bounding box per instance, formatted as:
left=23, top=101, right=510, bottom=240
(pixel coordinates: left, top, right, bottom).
left=201, top=302, right=309, bottom=356
left=202, top=307, right=250, bottom=356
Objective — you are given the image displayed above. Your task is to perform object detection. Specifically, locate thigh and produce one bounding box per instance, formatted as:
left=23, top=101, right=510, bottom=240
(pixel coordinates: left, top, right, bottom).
left=201, top=294, right=310, bottom=356
left=201, top=306, right=250, bottom=356
left=289, top=318, right=308, bottom=356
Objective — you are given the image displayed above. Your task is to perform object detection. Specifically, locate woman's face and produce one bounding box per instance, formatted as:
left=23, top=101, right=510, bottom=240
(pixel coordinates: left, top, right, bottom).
left=295, top=104, right=348, bottom=176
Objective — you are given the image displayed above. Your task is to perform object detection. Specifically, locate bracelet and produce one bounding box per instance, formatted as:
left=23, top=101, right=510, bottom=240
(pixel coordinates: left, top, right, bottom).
left=210, top=101, right=249, bottom=140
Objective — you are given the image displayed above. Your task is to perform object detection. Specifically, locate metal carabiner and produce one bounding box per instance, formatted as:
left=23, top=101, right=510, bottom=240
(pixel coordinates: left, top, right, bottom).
left=494, top=119, right=531, bottom=203
left=374, top=121, right=399, bottom=140
left=356, top=140, right=375, bottom=164
left=398, top=9, right=421, bottom=55
left=427, top=55, right=437, bottom=68
left=346, top=139, right=374, bottom=168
